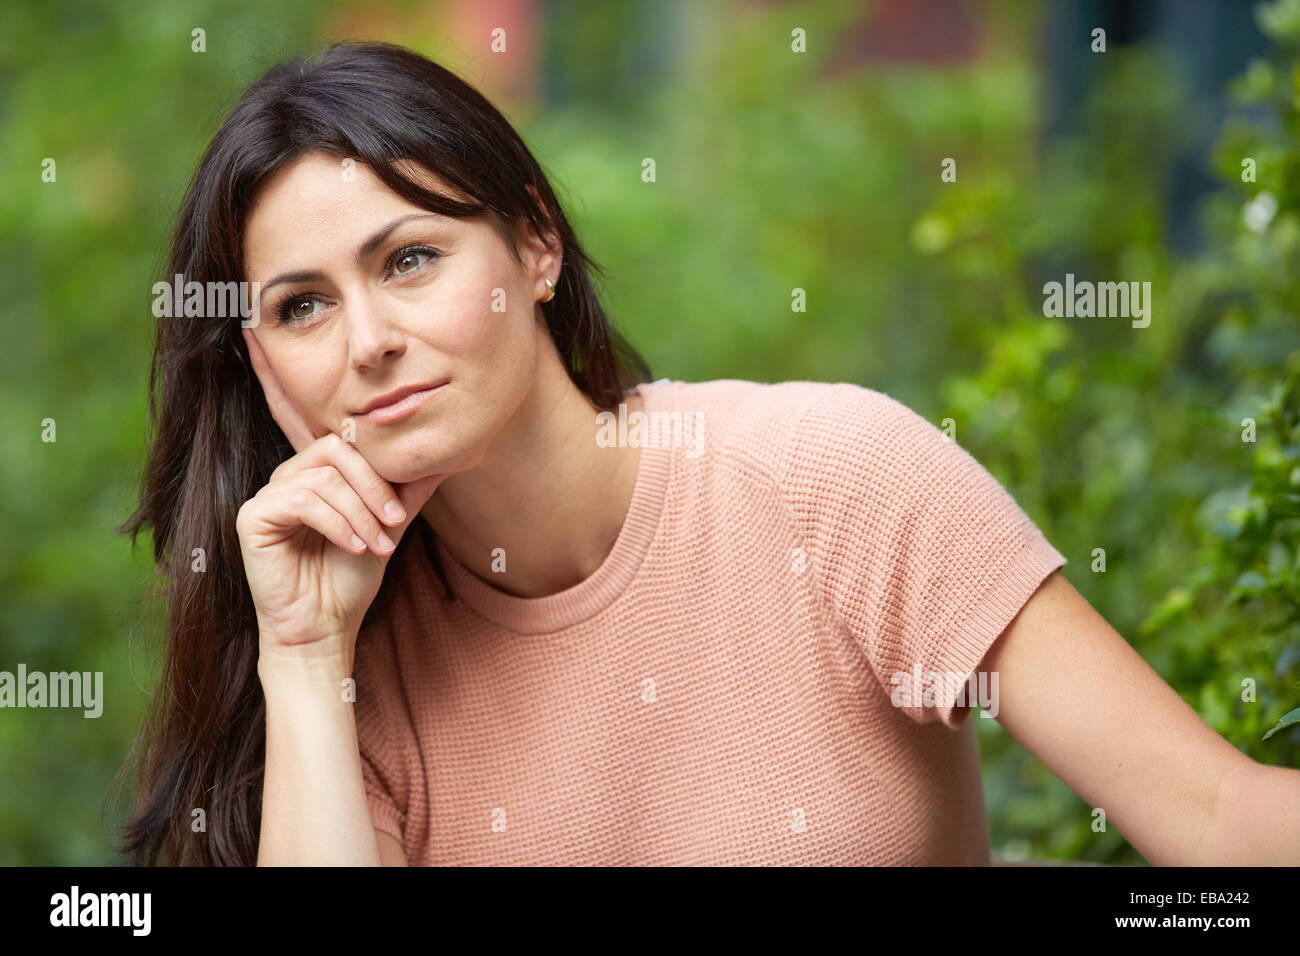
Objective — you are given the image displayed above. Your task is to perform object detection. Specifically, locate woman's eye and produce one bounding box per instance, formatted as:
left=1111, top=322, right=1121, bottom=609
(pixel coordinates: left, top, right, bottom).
left=274, top=248, right=436, bottom=325
left=393, top=250, right=432, bottom=274
left=387, top=245, right=440, bottom=276
left=281, top=296, right=324, bottom=323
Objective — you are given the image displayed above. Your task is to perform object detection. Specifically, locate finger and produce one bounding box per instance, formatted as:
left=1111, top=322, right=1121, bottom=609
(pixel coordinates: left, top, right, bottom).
left=251, top=485, right=369, bottom=557
left=298, top=466, right=396, bottom=557
left=269, top=433, right=410, bottom=529
left=243, top=326, right=319, bottom=454
left=390, top=472, right=448, bottom=540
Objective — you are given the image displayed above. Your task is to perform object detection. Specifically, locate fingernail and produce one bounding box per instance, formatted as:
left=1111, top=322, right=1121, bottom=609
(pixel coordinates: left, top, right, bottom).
left=350, top=534, right=365, bottom=552
left=377, top=531, right=395, bottom=552
left=384, top=500, right=405, bottom=522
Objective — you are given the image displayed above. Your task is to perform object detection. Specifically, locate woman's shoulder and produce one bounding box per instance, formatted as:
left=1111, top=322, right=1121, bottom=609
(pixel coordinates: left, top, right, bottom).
left=658, top=377, right=914, bottom=427
left=650, top=377, right=937, bottom=482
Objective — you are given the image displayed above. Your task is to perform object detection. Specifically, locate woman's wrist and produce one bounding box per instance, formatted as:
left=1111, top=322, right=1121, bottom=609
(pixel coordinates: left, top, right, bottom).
left=257, top=632, right=356, bottom=692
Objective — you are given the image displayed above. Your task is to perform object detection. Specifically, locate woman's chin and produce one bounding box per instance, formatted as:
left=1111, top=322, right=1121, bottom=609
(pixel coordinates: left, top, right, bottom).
left=373, top=460, right=444, bottom=486
left=363, top=447, right=460, bottom=487
left=357, top=426, right=479, bottom=485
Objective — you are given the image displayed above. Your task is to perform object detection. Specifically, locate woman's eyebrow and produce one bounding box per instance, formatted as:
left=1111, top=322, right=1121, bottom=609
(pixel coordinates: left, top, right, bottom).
left=260, top=213, right=447, bottom=292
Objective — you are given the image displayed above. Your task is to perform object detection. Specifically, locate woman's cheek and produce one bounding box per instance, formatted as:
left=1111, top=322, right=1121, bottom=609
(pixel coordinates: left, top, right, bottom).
left=306, top=389, right=344, bottom=435
left=437, top=285, right=501, bottom=352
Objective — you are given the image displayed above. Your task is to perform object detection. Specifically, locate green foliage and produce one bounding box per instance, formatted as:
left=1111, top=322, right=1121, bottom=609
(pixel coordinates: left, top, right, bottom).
left=0, top=0, right=342, bottom=865
left=1136, top=0, right=1300, bottom=773
left=923, top=0, right=1300, bottom=862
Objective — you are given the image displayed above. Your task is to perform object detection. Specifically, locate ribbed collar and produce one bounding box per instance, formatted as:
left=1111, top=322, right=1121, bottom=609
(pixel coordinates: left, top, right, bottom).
left=433, top=379, right=676, bottom=634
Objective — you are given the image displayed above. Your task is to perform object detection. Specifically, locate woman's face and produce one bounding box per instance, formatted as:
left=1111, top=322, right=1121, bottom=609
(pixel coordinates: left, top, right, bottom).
left=241, top=150, right=556, bottom=484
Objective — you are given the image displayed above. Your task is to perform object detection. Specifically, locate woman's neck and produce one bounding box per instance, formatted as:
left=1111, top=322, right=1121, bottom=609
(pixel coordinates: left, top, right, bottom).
left=418, top=343, right=644, bottom=600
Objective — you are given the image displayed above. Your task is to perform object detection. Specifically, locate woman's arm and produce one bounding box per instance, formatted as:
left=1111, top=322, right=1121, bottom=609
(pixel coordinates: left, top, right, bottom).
left=257, top=647, right=384, bottom=866
left=978, top=570, right=1300, bottom=865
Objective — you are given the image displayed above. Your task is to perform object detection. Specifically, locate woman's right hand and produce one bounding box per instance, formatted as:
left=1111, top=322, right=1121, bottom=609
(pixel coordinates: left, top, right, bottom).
left=236, top=327, right=447, bottom=666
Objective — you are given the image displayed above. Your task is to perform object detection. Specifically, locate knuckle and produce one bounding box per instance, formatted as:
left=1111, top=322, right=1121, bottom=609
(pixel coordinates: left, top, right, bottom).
left=300, top=464, right=330, bottom=485
left=320, top=465, right=350, bottom=493
left=236, top=492, right=261, bottom=521
left=288, top=486, right=315, bottom=511
left=236, top=496, right=271, bottom=539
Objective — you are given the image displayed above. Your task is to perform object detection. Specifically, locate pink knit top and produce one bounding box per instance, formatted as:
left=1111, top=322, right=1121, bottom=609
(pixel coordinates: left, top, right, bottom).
left=352, top=378, right=1066, bottom=865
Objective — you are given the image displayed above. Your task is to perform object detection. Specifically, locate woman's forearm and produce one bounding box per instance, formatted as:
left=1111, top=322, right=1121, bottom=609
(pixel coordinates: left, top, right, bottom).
left=256, top=646, right=381, bottom=866
left=1203, top=759, right=1300, bottom=865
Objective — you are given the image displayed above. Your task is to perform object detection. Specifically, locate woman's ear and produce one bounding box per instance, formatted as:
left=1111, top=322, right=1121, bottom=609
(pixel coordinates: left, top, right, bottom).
left=523, top=183, right=563, bottom=268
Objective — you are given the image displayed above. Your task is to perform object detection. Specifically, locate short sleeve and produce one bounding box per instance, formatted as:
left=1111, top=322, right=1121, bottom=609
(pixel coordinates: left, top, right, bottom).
left=353, top=641, right=408, bottom=844
left=780, top=383, right=1067, bottom=729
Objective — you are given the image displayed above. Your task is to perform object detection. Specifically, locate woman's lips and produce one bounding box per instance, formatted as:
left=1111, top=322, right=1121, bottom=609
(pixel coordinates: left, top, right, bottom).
left=357, top=384, right=445, bottom=424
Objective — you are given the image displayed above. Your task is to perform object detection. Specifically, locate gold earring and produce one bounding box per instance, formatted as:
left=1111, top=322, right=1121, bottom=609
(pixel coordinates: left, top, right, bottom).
left=541, top=277, right=556, bottom=303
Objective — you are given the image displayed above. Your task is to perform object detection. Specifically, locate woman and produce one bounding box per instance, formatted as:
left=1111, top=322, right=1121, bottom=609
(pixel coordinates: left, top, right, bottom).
left=119, top=40, right=1297, bottom=866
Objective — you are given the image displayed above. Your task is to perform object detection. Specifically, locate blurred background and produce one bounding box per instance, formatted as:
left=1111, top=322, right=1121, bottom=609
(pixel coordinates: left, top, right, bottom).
left=3, top=0, right=1300, bottom=865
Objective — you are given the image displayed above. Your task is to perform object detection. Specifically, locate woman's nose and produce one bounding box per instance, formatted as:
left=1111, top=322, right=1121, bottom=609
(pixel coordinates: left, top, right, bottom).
left=346, top=295, right=407, bottom=370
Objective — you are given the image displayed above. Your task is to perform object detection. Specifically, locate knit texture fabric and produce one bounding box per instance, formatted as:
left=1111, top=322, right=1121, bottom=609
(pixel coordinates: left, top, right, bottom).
left=352, top=378, right=1067, bottom=865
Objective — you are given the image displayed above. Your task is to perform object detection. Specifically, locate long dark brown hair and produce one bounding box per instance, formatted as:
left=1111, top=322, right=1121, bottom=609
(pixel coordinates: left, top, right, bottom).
left=112, top=40, right=651, bottom=866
